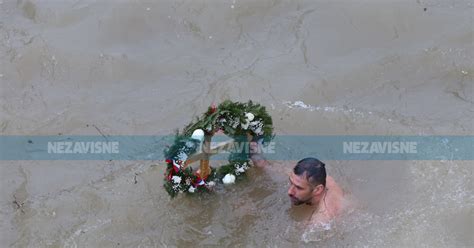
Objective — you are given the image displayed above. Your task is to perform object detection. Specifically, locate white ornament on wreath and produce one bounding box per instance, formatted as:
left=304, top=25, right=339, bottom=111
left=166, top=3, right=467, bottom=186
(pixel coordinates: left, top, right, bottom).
left=207, top=181, right=216, bottom=187
left=191, top=129, right=205, bottom=151
left=222, top=174, right=236, bottom=184
left=231, top=117, right=240, bottom=128
left=241, top=112, right=256, bottom=130
left=172, top=176, right=182, bottom=184
left=245, top=112, right=255, bottom=121
left=191, top=129, right=205, bottom=142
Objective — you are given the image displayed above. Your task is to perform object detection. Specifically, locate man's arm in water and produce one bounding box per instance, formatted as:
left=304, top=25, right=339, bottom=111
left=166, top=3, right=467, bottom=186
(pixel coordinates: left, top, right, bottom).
left=249, top=141, right=290, bottom=174
left=249, top=141, right=270, bottom=168
left=250, top=153, right=270, bottom=168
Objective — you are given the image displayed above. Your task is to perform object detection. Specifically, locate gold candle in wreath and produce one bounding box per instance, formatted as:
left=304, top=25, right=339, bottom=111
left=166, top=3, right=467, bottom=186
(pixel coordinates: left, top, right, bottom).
left=199, top=134, right=212, bottom=179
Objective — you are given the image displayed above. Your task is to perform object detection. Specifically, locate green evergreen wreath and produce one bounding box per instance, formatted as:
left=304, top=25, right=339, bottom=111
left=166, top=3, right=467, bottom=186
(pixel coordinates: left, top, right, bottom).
left=163, top=100, right=274, bottom=197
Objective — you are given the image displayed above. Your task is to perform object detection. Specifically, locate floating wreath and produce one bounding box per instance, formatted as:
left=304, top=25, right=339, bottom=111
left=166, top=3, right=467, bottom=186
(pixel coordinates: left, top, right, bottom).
left=163, top=100, right=274, bottom=197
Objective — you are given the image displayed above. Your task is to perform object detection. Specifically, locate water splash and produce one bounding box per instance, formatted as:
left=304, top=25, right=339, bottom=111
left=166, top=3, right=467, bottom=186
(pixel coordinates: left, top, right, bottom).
left=283, top=100, right=370, bottom=116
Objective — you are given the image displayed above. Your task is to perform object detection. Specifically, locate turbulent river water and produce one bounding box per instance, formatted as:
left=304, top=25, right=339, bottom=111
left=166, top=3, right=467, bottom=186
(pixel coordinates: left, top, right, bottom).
left=1, top=0, right=472, bottom=247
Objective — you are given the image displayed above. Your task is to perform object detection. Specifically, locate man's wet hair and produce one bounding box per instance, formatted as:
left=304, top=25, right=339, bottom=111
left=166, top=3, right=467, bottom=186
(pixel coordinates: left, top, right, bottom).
left=293, top=157, right=326, bottom=187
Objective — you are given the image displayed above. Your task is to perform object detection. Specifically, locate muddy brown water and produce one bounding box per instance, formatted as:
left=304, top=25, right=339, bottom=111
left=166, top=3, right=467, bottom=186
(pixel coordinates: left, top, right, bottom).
left=1, top=0, right=472, bottom=247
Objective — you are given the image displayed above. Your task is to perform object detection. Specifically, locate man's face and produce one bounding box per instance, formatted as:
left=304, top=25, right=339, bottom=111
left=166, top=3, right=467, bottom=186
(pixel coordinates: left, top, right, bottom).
left=288, top=172, right=314, bottom=205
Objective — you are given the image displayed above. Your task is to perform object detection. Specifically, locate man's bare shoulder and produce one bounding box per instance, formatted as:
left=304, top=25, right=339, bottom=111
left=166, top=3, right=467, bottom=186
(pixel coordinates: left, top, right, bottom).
left=326, top=176, right=344, bottom=196
left=327, top=176, right=344, bottom=215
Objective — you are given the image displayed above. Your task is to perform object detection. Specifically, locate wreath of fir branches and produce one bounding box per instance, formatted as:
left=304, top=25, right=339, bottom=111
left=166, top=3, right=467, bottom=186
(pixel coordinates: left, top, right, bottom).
left=163, top=100, right=274, bottom=197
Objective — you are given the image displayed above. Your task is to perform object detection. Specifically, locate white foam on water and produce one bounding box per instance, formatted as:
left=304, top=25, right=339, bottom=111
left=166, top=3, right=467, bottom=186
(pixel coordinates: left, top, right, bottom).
left=63, top=218, right=112, bottom=248
left=301, top=220, right=334, bottom=243
left=283, top=100, right=371, bottom=117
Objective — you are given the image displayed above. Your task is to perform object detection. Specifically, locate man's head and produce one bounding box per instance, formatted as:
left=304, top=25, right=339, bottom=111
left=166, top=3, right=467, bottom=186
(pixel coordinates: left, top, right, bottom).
left=288, top=157, right=326, bottom=206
